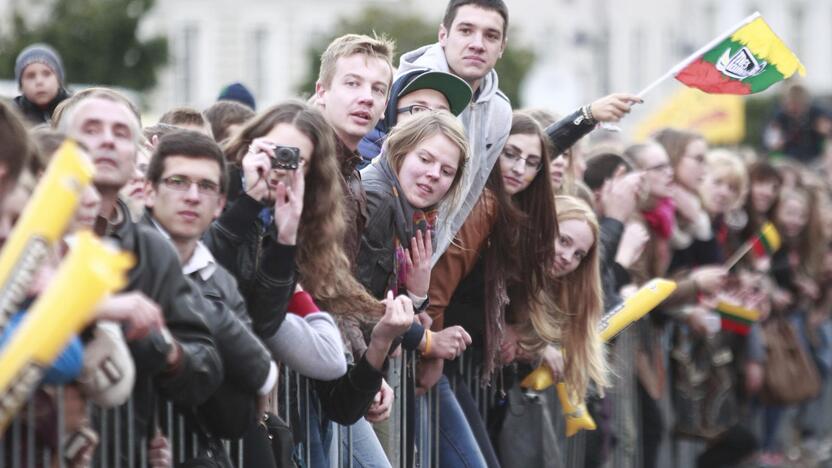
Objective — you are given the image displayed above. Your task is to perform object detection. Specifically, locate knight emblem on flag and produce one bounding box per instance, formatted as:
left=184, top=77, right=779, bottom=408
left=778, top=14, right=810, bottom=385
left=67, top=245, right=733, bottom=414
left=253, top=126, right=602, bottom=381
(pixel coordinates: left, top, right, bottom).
left=716, top=47, right=767, bottom=80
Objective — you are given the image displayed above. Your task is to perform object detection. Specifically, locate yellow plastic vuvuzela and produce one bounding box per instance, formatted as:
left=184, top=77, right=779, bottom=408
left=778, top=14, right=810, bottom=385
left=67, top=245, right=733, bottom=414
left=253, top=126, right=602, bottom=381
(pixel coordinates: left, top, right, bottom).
left=521, top=278, right=677, bottom=436
left=557, top=382, right=597, bottom=436
left=0, top=140, right=94, bottom=333
left=597, top=278, right=677, bottom=341
left=0, top=232, right=133, bottom=431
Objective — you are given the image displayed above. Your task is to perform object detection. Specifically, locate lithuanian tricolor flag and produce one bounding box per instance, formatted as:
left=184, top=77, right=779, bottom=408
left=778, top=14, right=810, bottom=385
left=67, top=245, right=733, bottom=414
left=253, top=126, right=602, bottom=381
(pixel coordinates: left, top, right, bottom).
left=716, top=300, right=761, bottom=335
left=674, top=12, right=806, bottom=95
left=750, top=222, right=782, bottom=260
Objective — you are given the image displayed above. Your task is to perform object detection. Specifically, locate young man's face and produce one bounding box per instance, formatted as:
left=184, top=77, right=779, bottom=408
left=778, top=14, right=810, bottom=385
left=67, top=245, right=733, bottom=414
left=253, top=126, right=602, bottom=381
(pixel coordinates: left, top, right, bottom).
left=396, top=89, right=451, bottom=126
left=68, top=97, right=138, bottom=193
left=439, top=5, right=506, bottom=89
left=145, top=156, right=224, bottom=245
left=20, top=63, right=60, bottom=107
left=316, top=54, right=391, bottom=150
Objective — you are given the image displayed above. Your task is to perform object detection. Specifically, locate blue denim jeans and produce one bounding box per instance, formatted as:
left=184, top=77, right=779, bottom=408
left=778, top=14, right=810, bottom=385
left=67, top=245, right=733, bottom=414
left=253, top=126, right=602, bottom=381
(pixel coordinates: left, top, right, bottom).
left=337, top=417, right=391, bottom=468
left=437, top=375, right=488, bottom=468
left=309, top=410, right=390, bottom=468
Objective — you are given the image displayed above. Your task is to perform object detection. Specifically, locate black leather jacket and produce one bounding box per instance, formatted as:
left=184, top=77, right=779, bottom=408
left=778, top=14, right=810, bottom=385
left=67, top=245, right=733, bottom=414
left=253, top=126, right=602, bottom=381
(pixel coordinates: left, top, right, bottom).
left=202, top=187, right=297, bottom=339
left=13, top=88, right=69, bottom=125
left=105, top=200, right=223, bottom=436
left=141, top=212, right=272, bottom=394
left=545, top=107, right=598, bottom=155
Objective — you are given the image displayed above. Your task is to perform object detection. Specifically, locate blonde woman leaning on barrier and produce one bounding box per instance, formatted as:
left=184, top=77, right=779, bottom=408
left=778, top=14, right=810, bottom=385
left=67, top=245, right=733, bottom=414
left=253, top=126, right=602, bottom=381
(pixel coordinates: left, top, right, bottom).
left=498, top=195, right=609, bottom=468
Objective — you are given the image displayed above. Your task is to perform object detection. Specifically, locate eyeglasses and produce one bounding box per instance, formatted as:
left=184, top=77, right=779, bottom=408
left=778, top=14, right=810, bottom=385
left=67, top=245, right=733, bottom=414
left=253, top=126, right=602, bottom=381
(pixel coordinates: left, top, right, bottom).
left=397, top=104, right=433, bottom=116
left=643, top=162, right=673, bottom=173
left=501, top=150, right=542, bottom=172
left=683, top=153, right=706, bottom=164
left=161, top=175, right=221, bottom=196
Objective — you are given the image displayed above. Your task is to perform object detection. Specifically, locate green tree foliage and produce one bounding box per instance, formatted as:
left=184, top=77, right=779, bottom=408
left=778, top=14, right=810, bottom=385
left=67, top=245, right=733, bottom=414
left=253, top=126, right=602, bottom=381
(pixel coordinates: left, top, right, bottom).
left=742, top=95, right=777, bottom=151
left=297, top=5, right=535, bottom=106
left=0, top=0, right=167, bottom=92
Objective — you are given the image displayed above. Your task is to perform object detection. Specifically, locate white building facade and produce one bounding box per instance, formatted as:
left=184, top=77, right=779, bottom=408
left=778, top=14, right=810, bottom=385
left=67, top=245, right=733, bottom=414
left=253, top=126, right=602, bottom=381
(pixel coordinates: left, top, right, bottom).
left=2, top=0, right=830, bottom=115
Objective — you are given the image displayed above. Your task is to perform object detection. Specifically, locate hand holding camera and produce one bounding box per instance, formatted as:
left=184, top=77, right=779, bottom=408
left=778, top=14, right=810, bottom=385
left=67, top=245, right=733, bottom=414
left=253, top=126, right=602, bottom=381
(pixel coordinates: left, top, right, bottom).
left=242, top=140, right=301, bottom=199
left=242, top=138, right=275, bottom=202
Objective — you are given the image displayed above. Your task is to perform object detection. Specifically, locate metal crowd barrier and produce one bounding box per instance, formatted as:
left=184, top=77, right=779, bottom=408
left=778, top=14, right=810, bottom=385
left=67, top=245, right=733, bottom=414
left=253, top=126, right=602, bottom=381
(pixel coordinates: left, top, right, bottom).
left=0, top=351, right=438, bottom=468
left=0, top=336, right=681, bottom=468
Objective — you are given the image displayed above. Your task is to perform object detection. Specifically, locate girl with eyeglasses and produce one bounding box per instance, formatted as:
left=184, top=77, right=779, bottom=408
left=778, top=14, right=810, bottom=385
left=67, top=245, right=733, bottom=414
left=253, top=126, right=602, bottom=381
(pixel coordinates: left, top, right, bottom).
left=654, top=128, right=713, bottom=256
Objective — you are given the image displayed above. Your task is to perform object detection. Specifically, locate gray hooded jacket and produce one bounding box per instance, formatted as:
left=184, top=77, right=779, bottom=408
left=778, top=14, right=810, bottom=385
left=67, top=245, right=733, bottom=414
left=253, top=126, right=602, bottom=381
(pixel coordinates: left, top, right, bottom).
left=396, top=43, right=512, bottom=265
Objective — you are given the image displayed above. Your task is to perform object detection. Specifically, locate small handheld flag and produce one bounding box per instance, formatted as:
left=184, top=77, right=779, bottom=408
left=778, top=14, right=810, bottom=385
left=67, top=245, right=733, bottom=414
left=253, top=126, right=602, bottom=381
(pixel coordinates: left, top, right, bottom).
left=716, top=300, right=761, bottom=336
left=750, top=222, right=782, bottom=259
left=725, top=222, right=782, bottom=270
left=676, top=14, right=806, bottom=94
left=639, top=12, right=805, bottom=98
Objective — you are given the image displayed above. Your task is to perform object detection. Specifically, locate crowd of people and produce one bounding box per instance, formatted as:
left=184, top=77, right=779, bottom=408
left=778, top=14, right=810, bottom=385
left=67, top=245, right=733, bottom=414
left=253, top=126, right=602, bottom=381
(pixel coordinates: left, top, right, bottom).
left=1, top=0, right=832, bottom=467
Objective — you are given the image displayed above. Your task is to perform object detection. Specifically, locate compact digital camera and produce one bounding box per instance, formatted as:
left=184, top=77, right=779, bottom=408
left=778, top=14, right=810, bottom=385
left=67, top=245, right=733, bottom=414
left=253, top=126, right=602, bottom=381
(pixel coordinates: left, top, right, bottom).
left=270, top=145, right=300, bottom=170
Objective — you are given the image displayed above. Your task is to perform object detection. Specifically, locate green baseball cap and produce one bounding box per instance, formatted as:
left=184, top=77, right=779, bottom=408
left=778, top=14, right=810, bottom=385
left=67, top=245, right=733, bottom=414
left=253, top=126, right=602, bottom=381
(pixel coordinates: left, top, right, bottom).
left=397, top=70, right=473, bottom=116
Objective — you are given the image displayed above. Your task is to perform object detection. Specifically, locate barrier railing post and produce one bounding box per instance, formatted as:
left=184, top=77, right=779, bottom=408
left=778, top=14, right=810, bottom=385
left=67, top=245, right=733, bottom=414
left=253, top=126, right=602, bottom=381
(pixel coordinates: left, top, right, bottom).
left=127, top=397, right=135, bottom=468
left=114, top=401, right=122, bottom=466
left=304, top=376, right=311, bottom=465
left=25, top=397, right=34, bottom=468
left=387, top=354, right=402, bottom=467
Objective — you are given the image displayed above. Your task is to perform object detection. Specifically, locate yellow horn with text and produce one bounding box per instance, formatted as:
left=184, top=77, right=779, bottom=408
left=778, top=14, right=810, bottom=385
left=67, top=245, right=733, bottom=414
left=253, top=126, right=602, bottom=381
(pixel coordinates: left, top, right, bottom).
left=521, top=278, right=677, bottom=436
left=0, top=232, right=133, bottom=431
left=0, top=140, right=93, bottom=333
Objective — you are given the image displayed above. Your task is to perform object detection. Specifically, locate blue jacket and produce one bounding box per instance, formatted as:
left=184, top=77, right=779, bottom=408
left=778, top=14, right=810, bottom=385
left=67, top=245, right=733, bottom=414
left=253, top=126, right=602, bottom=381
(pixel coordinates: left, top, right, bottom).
left=0, top=311, right=83, bottom=385
left=357, top=68, right=433, bottom=168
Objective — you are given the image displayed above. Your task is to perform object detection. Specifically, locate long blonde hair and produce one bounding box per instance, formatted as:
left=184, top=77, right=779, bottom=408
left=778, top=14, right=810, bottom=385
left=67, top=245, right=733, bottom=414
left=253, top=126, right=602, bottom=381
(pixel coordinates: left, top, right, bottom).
left=518, top=195, right=608, bottom=399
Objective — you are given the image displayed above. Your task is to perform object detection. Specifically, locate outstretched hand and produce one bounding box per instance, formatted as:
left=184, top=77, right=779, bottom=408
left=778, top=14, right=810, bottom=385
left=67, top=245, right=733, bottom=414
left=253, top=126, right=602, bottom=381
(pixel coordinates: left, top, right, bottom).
left=96, top=292, right=164, bottom=341
left=404, top=229, right=432, bottom=298
left=589, top=93, right=643, bottom=122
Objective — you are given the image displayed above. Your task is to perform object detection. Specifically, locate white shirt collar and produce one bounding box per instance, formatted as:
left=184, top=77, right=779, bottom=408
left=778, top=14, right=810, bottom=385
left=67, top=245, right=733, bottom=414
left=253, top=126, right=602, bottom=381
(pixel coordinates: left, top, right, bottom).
left=150, top=218, right=217, bottom=281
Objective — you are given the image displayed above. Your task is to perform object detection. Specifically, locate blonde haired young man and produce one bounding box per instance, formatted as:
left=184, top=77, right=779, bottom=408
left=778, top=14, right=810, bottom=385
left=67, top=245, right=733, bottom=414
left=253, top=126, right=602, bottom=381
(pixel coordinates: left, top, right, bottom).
left=315, top=33, right=395, bottom=260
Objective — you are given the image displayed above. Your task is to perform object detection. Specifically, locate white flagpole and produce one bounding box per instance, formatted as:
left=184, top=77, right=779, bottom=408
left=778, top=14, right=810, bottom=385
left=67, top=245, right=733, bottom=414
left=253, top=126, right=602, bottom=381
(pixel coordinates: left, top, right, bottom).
left=637, top=11, right=762, bottom=98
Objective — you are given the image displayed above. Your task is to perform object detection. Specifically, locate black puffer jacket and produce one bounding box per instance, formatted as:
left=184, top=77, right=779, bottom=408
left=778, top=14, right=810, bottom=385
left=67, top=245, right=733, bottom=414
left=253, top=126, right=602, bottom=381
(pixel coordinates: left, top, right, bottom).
left=13, top=88, right=70, bottom=125
left=105, top=200, right=223, bottom=436
left=202, top=178, right=297, bottom=339
left=599, top=217, right=631, bottom=312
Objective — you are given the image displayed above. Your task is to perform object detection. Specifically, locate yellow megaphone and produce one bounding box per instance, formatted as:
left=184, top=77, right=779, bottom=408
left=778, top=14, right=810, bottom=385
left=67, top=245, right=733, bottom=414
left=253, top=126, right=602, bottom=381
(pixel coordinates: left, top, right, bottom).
left=521, top=278, right=677, bottom=436
left=0, top=140, right=94, bottom=334
left=0, top=232, right=133, bottom=431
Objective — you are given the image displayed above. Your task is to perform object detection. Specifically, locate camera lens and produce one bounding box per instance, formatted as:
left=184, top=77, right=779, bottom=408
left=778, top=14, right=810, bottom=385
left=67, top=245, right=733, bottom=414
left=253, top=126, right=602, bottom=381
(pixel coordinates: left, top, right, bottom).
left=276, top=147, right=293, bottom=161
